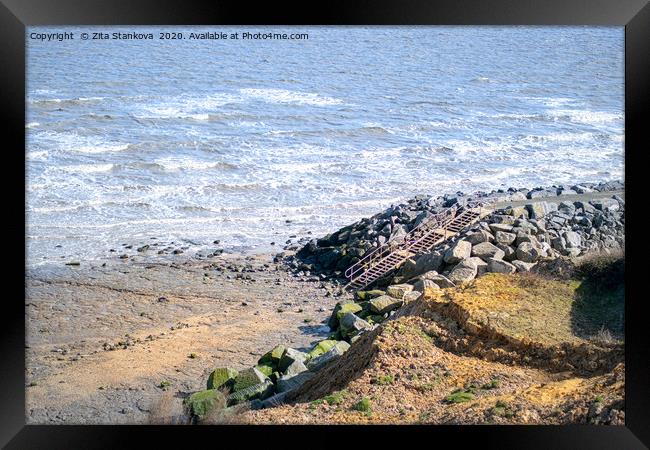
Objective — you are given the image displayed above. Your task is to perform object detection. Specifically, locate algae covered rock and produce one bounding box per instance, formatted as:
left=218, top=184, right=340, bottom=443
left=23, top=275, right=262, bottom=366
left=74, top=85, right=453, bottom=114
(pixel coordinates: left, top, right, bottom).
left=308, top=339, right=338, bottom=358
left=328, top=301, right=361, bottom=329
left=339, top=312, right=373, bottom=338
left=355, top=290, right=385, bottom=301
left=233, top=367, right=268, bottom=392
left=255, top=364, right=274, bottom=377
left=307, top=341, right=351, bottom=372
left=227, top=379, right=275, bottom=406
left=335, top=302, right=363, bottom=323
left=369, top=295, right=403, bottom=315
left=278, top=348, right=310, bottom=373
left=206, top=367, right=238, bottom=390
left=257, top=344, right=285, bottom=367
left=184, top=389, right=227, bottom=418
left=385, top=284, right=413, bottom=299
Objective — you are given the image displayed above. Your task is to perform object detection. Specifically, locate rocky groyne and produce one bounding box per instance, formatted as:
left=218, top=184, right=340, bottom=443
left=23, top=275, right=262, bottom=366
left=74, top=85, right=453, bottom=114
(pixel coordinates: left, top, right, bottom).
left=182, top=180, right=625, bottom=423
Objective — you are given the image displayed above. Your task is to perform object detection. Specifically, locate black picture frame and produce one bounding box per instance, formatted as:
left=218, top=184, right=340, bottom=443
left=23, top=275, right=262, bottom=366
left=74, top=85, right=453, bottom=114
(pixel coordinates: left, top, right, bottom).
left=2, top=0, right=648, bottom=448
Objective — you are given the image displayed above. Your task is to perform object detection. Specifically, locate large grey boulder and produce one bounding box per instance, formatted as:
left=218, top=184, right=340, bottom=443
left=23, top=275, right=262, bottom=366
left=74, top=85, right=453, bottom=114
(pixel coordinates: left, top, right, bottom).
left=386, top=284, right=413, bottom=299
left=306, top=341, right=350, bottom=372
left=496, top=243, right=517, bottom=262
left=402, top=253, right=444, bottom=278
left=526, top=201, right=558, bottom=219
left=465, top=230, right=494, bottom=245
left=591, top=198, right=620, bottom=212
left=467, top=256, right=488, bottom=276
left=369, top=295, right=403, bottom=315
left=277, top=372, right=315, bottom=393
left=284, top=359, right=308, bottom=377
left=494, top=231, right=517, bottom=246
left=471, top=242, right=505, bottom=260
left=418, top=271, right=456, bottom=288
left=516, top=241, right=546, bottom=263
left=412, top=278, right=440, bottom=292
left=487, top=258, right=516, bottom=274
left=563, top=231, right=582, bottom=249
left=488, top=223, right=514, bottom=234
left=511, top=260, right=536, bottom=272
left=278, top=348, right=310, bottom=373
left=448, top=259, right=478, bottom=284
left=339, top=313, right=373, bottom=337
left=443, top=240, right=472, bottom=264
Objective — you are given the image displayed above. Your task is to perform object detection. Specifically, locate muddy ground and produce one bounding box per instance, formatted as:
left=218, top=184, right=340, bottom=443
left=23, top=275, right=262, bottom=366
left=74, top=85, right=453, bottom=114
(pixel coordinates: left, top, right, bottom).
left=25, top=253, right=343, bottom=424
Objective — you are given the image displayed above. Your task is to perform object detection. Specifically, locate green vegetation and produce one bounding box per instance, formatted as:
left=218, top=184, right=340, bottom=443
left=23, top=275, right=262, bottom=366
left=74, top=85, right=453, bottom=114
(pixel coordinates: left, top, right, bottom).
left=158, top=380, right=171, bottom=390
left=444, top=389, right=475, bottom=404
left=351, top=397, right=372, bottom=413
left=481, top=379, right=500, bottom=390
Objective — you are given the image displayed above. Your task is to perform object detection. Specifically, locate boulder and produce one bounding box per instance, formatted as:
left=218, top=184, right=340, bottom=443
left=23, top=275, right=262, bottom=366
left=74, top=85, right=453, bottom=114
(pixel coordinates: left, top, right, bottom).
left=402, top=291, right=422, bottom=303
left=525, top=202, right=557, bottom=219
left=257, top=345, right=285, bottom=367
left=413, top=278, right=440, bottom=292
left=515, top=242, right=545, bottom=263
left=278, top=348, right=310, bottom=373
left=471, top=242, right=505, bottom=260
left=488, top=223, right=514, bottom=234
left=308, top=339, right=338, bottom=358
left=418, top=271, right=456, bottom=288
left=511, top=260, right=536, bottom=272
left=467, top=256, right=488, bottom=276
left=504, top=205, right=529, bottom=218
left=283, top=359, right=308, bottom=377
left=494, top=231, right=517, bottom=245
left=184, top=389, right=227, bottom=418
left=448, top=259, right=478, bottom=284
left=206, top=368, right=238, bottom=390
left=328, top=301, right=361, bottom=329
left=465, top=230, right=494, bottom=245
left=339, top=312, right=373, bottom=337
left=369, top=295, right=404, bottom=315
left=355, top=290, right=385, bottom=301
left=487, top=258, right=516, bottom=274
left=496, top=243, right=516, bottom=262
left=443, top=240, right=472, bottom=264
left=306, top=341, right=351, bottom=372
left=386, top=284, right=413, bottom=299
left=515, top=232, right=539, bottom=246
left=591, top=198, right=620, bottom=212
left=255, top=364, right=274, bottom=377
left=228, top=380, right=274, bottom=405
left=233, top=367, right=268, bottom=392
left=563, top=231, right=582, bottom=249
left=527, top=189, right=555, bottom=199
left=402, top=253, right=444, bottom=278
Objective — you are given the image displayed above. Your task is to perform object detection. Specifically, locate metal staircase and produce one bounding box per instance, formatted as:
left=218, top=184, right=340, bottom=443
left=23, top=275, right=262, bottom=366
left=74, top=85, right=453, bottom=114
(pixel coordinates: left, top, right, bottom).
left=344, top=201, right=489, bottom=291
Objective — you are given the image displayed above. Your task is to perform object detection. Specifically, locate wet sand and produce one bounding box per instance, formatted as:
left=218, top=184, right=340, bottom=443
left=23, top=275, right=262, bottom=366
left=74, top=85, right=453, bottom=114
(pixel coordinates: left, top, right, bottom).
left=25, top=253, right=344, bottom=424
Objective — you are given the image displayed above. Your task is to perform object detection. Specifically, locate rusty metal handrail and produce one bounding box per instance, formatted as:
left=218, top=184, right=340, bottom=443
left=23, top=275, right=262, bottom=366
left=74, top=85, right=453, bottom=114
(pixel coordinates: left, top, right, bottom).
left=344, top=200, right=486, bottom=283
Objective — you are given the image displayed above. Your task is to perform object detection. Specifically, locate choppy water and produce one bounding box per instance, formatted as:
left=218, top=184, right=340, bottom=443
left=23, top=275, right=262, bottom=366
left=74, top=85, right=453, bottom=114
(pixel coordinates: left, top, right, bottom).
left=26, top=26, right=624, bottom=265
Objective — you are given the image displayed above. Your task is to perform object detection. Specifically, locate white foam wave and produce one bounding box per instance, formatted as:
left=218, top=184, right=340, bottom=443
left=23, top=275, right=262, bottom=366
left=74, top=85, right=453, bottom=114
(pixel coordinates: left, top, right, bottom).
left=59, top=163, right=114, bottom=174
left=74, top=144, right=130, bottom=154
left=26, top=122, right=40, bottom=128
left=154, top=157, right=228, bottom=171
left=26, top=150, right=48, bottom=160
left=550, top=109, right=622, bottom=125
left=240, top=88, right=343, bottom=106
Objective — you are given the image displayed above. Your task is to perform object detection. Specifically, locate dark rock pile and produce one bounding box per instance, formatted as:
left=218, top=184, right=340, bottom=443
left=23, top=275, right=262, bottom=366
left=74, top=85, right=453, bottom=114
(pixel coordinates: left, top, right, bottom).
left=281, top=180, right=624, bottom=284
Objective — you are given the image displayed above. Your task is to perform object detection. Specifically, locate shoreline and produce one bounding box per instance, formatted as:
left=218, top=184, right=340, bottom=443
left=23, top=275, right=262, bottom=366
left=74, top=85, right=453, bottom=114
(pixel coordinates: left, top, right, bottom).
left=25, top=179, right=625, bottom=424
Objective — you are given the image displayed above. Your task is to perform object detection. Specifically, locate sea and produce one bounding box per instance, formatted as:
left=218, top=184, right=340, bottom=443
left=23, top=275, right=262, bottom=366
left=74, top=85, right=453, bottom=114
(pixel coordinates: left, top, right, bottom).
left=26, top=26, right=624, bottom=265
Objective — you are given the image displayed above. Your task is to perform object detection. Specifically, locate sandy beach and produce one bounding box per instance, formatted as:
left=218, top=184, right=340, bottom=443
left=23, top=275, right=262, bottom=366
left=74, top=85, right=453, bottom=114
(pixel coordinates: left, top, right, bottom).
left=25, top=252, right=343, bottom=424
